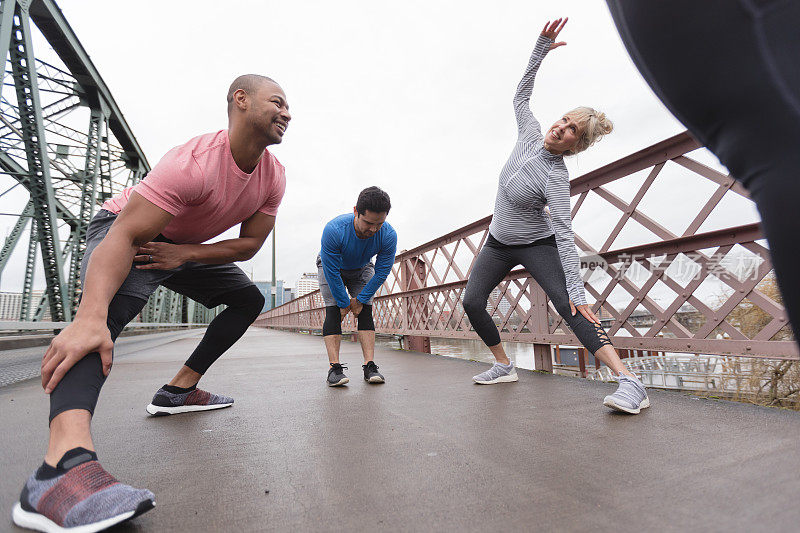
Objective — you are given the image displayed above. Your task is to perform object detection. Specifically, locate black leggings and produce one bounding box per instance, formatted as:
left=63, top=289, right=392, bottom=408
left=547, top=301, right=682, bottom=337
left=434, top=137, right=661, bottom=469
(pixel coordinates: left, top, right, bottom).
left=49, top=284, right=265, bottom=421
left=606, top=0, right=800, bottom=341
left=463, top=235, right=611, bottom=354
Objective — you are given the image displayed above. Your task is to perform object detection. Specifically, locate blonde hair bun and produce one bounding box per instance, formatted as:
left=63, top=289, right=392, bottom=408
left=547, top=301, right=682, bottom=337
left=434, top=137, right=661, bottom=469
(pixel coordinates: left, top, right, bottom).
left=565, top=106, right=613, bottom=155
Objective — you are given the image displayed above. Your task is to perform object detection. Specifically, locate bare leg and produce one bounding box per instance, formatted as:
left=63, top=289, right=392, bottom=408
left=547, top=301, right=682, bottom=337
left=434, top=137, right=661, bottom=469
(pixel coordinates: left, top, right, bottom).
left=594, top=345, right=635, bottom=377
left=324, top=335, right=342, bottom=364
left=168, top=365, right=202, bottom=388
left=488, top=342, right=511, bottom=365
left=45, top=409, right=94, bottom=466
left=358, top=330, right=375, bottom=364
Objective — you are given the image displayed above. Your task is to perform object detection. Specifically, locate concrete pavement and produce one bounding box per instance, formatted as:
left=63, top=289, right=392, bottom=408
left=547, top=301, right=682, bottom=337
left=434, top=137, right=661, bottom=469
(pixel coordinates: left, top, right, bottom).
left=2, top=327, right=799, bottom=532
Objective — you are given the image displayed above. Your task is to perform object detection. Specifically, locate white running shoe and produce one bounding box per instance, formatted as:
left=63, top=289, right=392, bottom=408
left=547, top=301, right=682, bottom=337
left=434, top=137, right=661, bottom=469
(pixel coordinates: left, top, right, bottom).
left=603, top=374, right=650, bottom=414
left=473, top=362, right=518, bottom=384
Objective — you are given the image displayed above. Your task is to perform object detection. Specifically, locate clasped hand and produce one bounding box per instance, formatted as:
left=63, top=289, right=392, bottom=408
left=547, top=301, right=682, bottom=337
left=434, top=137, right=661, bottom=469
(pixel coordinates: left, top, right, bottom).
left=339, top=298, right=364, bottom=321
left=134, top=241, right=187, bottom=270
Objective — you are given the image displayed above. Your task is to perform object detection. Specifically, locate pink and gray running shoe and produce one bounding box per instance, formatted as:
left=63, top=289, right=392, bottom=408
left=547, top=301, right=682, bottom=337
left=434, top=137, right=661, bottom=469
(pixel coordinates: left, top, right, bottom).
left=12, top=447, right=155, bottom=532
left=145, top=384, right=233, bottom=416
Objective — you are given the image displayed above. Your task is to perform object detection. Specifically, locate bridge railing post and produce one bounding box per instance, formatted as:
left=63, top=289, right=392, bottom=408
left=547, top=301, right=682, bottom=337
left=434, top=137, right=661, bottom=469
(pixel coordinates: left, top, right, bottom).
left=400, top=256, right=431, bottom=353
left=533, top=343, right=553, bottom=373
left=529, top=283, right=553, bottom=373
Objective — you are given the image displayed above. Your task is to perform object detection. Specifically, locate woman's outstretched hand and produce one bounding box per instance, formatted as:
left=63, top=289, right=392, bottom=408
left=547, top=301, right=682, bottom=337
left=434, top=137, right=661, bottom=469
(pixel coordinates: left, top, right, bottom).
left=570, top=300, right=601, bottom=325
left=542, top=18, right=568, bottom=50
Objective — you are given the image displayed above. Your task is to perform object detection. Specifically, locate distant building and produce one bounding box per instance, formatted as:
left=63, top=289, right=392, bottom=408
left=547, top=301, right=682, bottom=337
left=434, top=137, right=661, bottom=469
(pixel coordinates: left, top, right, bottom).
left=0, top=290, right=50, bottom=320
left=276, top=280, right=285, bottom=306
left=487, top=288, right=511, bottom=318
left=297, top=272, right=319, bottom=297
left=253, top=281, right=272, bottom=313
left=254, top=280, right=289, bottom=312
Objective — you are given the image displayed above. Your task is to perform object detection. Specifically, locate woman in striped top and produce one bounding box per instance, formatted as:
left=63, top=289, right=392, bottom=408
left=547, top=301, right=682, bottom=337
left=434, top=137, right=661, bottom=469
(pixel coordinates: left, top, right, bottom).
left=465, top=18, right=649, bottom=414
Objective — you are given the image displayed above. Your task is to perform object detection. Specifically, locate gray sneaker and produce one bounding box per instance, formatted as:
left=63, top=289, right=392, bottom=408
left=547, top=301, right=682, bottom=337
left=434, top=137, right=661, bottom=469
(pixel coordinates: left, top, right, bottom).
left=327, top=363, right=349, bottom=386
left=603, top=374, right=650, bottom=414
left=473, top=362, right=518, bottom=384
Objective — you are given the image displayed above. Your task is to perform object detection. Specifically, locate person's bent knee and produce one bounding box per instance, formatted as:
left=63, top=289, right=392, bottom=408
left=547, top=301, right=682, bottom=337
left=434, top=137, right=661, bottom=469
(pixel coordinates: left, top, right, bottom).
left=323, top=306, right=342, bottom=336
left=357, top=304, right=374, bottom=331
left=216, top=284, right=265, bottom=320
left=462, top=294, right=486, bottom=319
left=238, top=285, right=266, bottom=318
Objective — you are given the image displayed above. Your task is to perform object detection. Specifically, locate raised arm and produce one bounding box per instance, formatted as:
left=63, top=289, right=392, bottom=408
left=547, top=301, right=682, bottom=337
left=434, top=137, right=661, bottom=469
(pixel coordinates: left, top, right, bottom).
left=514, top=18, right=568, bottom=136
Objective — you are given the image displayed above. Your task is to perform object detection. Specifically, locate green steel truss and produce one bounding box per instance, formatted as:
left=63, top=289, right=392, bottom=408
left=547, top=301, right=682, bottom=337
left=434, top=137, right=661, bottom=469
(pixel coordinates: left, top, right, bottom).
left=0, top=0, right=217, bottom=324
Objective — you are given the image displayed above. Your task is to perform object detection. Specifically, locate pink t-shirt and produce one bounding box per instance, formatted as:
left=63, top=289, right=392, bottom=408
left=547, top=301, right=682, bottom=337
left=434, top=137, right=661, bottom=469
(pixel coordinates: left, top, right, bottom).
left=102, top=130, right=286, bottom=244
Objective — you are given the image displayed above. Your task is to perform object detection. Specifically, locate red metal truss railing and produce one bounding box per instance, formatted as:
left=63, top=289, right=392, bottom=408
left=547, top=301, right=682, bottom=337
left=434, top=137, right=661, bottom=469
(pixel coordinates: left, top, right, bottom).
left=254, top=132, right=798, bottom=362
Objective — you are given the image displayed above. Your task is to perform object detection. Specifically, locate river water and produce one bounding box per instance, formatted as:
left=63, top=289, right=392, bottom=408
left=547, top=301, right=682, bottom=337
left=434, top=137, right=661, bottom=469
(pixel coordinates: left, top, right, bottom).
left=374, top=335, right=540, bottom=370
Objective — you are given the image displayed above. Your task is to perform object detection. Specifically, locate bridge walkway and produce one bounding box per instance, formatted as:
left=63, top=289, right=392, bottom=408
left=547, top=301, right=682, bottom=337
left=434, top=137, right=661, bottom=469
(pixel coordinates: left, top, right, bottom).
left=1, top=328, right=799, bottom=531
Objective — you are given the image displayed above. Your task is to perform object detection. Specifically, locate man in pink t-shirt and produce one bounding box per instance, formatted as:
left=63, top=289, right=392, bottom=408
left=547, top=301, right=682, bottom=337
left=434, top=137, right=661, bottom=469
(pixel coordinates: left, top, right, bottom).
left=12, top=75, right=290, bottom=531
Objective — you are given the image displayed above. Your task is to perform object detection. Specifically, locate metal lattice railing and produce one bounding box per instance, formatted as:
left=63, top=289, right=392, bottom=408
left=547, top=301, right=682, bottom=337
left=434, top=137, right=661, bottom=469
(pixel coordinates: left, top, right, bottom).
left=255, top=132, right=797, bottom=365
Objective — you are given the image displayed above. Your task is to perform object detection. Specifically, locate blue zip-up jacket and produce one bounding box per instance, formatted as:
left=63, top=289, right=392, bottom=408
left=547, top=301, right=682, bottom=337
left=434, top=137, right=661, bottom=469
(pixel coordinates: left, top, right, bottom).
left=320, top=213, right=398, bottom=308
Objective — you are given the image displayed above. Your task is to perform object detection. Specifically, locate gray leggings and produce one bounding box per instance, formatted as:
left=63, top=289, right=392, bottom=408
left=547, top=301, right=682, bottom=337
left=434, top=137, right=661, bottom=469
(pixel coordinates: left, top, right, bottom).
left=463, top=234, right=611, bottom=354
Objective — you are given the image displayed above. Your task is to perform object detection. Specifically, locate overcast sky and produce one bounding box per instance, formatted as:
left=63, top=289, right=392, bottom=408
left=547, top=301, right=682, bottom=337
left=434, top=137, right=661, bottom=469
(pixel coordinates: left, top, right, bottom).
left=1, top=0, right=761, bottom=295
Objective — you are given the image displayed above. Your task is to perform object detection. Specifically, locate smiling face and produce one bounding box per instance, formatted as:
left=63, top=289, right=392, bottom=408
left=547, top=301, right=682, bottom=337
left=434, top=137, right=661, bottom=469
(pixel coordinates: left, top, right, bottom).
left=544, top=114, right=584, bottom=155
left=248, top=82, right=291, bottom=145
left=352, top=208, right=387, bottom=239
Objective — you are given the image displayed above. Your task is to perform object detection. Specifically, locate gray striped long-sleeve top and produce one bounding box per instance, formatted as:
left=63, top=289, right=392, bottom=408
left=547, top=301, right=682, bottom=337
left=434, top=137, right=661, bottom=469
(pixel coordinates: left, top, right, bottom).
left=487, top=35, right=587, bottom=306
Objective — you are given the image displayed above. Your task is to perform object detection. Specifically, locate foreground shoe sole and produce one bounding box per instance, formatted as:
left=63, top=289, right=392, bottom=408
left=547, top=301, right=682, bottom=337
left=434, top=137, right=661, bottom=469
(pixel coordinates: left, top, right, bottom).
left=12, top=498, right=154, bottom=533
left=366, top=375, right=385, bottom=383
left=145, top=402, right=233, bottom=416
left=328, top=377, right=349, bottom=387
left=603, top=396, right=651, bottom=414
left=473, top=373, right=519, bottom=385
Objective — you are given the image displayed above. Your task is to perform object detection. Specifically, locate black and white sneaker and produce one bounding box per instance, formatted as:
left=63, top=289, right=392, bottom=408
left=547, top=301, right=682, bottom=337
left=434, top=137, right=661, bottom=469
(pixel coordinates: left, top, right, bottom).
left=327, top=363, right=349, bottom=386
left=363, top=361, right=385, bottom=383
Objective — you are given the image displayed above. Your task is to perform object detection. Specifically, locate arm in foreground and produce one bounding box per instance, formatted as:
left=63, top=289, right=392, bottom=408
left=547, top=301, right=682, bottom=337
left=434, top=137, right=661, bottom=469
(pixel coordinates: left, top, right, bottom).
left=134, top=212, right=275, bottom=269
left=41, top=192, right=173, bottom=392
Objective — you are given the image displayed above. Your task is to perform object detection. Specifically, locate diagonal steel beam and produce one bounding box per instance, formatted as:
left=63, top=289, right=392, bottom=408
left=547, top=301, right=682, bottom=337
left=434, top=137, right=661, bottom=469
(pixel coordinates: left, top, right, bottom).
left=0, top=125, right=77, bottom=230
left=28, top=0, right=149, bottom=171
left=8, top=1, right=69, bottom=320
left=67, top=107, right=101, bottom=309
left=0, top=199, right=32, bottom=278
left=20, top=218, right=37, bottom=320
left=0, top=1, right=16, bottom=90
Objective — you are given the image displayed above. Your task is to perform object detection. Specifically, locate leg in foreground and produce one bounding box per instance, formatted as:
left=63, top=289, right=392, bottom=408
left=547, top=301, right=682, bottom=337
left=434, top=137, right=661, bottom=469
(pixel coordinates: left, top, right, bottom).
left=357, top=304, right=384, bottom=383
left=606, top=0, right=800, bottom=341
left=146, top=284, right=264, bottom=416
left=462, top=245, right=518, bottom=384
left=14, top=294, right=155, bottom=533
left=323, top=305, right=349, bottom=386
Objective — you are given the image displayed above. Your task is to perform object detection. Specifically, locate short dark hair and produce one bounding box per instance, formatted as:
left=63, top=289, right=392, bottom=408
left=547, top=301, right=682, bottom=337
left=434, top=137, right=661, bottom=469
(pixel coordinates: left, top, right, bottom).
left=227, top=74, right=277, bottom=115
left=356, top=186, right=391, bottom=215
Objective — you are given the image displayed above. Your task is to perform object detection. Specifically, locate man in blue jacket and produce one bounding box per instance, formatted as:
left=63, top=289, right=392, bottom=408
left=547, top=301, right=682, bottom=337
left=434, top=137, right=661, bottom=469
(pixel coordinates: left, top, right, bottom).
left=317, top=186, right=397, bottom=386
